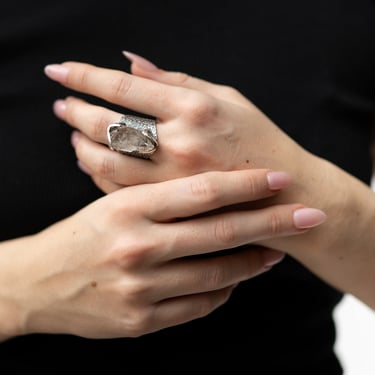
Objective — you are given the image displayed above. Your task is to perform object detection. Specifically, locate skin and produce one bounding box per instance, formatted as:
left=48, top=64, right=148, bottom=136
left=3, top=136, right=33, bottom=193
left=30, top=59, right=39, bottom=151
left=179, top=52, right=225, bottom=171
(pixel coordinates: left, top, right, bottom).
left=0, top=168, right=319, bottom=342
left=44, top=56, right=375, bottom=309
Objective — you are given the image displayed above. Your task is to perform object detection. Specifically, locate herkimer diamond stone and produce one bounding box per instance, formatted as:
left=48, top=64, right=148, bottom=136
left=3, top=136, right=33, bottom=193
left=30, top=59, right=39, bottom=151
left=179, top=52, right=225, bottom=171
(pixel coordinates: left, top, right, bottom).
left=107, top=124, right=157, bottom=157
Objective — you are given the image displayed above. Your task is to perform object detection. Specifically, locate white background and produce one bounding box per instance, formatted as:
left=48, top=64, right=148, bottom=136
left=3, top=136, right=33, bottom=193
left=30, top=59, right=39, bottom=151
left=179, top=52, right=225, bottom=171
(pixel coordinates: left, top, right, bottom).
left=333, top=174, right=375, bottom=374
left=334, top=295, right=375, bottom=374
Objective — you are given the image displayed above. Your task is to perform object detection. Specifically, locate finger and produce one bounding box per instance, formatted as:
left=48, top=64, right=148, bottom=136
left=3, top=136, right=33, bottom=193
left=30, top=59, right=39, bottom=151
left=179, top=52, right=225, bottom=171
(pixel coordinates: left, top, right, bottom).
left=123, top=51, right=252, bottom=107
left=71, top=131, right=157, bottom=185
left=139, top=169, right=290, bottom=221
left=62, top=98, right=194, bottom=186
left=142, top=286, right=235, bottom=335
left=91, top=175, right=124, bottom=194
left=144, top=247, right=283, bottom=302
left=56, top=97, right=120, bottom=144
left=157, top=204, right=323, bottom=261
left=45, top=62, right=193, bottom=119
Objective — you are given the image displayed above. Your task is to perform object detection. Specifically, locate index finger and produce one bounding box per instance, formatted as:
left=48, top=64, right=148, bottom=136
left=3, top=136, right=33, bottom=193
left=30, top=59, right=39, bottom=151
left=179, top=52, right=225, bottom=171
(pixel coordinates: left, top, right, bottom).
left=44, top=62, right=188, bottom=119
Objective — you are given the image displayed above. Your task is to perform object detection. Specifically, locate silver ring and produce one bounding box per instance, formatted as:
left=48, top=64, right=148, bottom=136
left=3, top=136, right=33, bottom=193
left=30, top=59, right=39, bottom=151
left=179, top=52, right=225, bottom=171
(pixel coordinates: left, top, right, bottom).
left=107, top=115, right=158, bottom=159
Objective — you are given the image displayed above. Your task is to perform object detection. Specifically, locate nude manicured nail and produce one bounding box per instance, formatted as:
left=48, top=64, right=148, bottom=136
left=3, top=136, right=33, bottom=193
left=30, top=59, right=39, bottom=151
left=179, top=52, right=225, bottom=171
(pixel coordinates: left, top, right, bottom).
left=293, top=208, right=327, bottom=229
left=71, top=131, right=80, bottom=148
left=262, top=249, right=286, bottom=267
left=122, top=51, right=158, bottom=71
left=53, top=99, right=66, bottom=120
left=266, top=171, right=291, bottom=190
left=77, top=160, right=92, bottom=176
left=44, top=64, right=69, bottom=82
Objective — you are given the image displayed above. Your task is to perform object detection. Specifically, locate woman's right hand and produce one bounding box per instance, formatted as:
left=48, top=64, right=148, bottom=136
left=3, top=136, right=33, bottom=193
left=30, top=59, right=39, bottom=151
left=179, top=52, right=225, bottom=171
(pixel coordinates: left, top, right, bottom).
left=0, top=168, right=325, bottom=341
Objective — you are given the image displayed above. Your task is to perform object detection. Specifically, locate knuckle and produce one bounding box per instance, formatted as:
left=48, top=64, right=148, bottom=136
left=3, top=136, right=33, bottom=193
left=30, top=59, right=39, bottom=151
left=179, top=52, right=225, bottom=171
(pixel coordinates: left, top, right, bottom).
left=267, top=210, right=284, bottom=236
left=118, top=247, right=148, bottom=270
left=108, top=74, right=132, bottom=101
left=167, top=140, right=205, bottom=171
left=98, top=156, right=116, bottom=179
left=122, top=279, right=152, bottom=304
left=74, top=66, right=91, bottom=90
left=116, top=241, right=157, bottom=270
left=92, top=111, right=109, bottom=140
left=170, top=71, right=190, bottom=85
left=189, top=174, right=220, bottom=204
left=213, top=218, right=236, bottom=244
left=182, top=93, right=218, bottom=124
left=121, top=308, right=154, bottom=338
left=202, top=265, right=226, bottom=290
left=243, top=173, right=263, bottom=197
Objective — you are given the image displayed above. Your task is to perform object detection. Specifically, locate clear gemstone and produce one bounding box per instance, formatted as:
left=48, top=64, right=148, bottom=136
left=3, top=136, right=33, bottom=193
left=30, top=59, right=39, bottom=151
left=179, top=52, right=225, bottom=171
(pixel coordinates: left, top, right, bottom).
left=108, top=125, right=157, bottom=157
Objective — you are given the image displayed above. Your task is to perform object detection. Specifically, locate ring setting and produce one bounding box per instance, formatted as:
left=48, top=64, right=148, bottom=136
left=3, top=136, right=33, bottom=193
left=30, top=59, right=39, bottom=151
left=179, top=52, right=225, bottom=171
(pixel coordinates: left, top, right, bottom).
left=107, top=115, right=158, bottom=159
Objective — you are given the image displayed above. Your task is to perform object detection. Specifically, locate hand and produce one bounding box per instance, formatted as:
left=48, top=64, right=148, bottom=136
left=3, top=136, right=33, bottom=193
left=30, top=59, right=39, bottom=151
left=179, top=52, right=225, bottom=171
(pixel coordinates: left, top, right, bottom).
left=40, top=55, right=375, bottom=310
left=0, top=169, right=324, bottom=340
left=44, top=55, right=313, bottom=197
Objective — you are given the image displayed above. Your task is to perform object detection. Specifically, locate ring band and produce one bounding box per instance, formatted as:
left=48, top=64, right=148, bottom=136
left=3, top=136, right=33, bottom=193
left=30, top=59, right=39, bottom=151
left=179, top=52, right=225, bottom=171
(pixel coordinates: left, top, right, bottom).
left=107, top=115, right=158, bottom=159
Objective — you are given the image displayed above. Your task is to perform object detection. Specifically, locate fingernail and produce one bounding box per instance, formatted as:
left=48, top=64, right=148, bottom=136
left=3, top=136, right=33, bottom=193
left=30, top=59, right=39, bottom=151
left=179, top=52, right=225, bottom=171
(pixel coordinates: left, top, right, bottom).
left=293, top=208, right=327, bottom=229
left=71, top=131, right=80, bottom=148
left=262, top=249, right=285, bottom=267
left=44, top=64, right=69, bottom=82
left=267, top=171, right=291, bottom=190
left=53, top=99, right=66, bottom=120
left=77, top=160, right=92, bottom=176
left=122, top=51, right=158, bottom=71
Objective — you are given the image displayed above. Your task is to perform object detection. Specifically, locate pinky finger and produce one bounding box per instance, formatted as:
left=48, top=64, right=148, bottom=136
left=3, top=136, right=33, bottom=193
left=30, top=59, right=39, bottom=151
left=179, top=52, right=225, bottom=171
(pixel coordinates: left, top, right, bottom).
left=91, top=175, right=124, bottom=194
left=76, top=160, right=124, bottom=193
left=150, top=286, right=235, bottom=334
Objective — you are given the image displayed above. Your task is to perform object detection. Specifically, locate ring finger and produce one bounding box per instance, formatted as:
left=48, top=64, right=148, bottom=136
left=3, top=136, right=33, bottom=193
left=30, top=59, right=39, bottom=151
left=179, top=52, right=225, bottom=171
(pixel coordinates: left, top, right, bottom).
left=56, top=97, right=120, bottom=145
left=58, top=97, right=166, bottom=185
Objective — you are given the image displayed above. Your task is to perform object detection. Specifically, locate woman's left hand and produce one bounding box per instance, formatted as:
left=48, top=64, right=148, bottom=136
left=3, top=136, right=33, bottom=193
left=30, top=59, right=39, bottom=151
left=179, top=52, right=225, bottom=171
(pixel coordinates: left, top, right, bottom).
left=44, top=54, right=314, bottom=195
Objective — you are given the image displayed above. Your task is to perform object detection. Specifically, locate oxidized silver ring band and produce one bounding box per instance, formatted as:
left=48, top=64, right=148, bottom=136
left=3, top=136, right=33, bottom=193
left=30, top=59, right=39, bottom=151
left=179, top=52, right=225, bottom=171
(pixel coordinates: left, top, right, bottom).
left=107, top=115, right=158, bottom=159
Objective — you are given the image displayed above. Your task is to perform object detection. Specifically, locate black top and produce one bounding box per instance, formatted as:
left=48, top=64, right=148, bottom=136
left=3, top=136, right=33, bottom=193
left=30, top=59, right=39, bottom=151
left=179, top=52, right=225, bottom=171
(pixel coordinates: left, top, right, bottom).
left=1, top=0, right=374, bottom=373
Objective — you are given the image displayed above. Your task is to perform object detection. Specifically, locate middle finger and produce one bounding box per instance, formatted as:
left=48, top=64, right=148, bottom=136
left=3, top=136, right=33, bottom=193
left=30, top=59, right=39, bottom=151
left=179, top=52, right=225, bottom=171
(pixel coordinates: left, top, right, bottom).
left=46, top=62, right=189, bottom=119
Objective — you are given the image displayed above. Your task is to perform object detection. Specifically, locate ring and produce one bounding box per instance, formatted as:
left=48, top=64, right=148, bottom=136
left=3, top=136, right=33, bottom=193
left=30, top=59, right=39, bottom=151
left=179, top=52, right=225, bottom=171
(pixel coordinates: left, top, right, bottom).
left=107, top=115, right=158, bottom=159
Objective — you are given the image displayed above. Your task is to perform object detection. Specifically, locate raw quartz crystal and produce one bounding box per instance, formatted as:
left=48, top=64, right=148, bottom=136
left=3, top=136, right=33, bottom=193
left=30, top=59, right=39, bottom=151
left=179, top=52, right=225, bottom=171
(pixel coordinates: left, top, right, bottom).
left=107, top=124, right=157, bottom=158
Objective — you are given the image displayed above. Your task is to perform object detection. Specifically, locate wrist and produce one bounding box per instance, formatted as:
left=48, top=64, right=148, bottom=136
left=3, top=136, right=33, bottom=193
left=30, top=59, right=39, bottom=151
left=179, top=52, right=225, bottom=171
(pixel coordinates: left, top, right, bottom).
left=258, top=152, right=352, bottom=255
left=0, top=299, right=25, bottom=341
left=290, top=156, right=371, bottom=254
left=0, top=235, right=40, bottom=340
left=273, top=155, right=375, bottom=302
